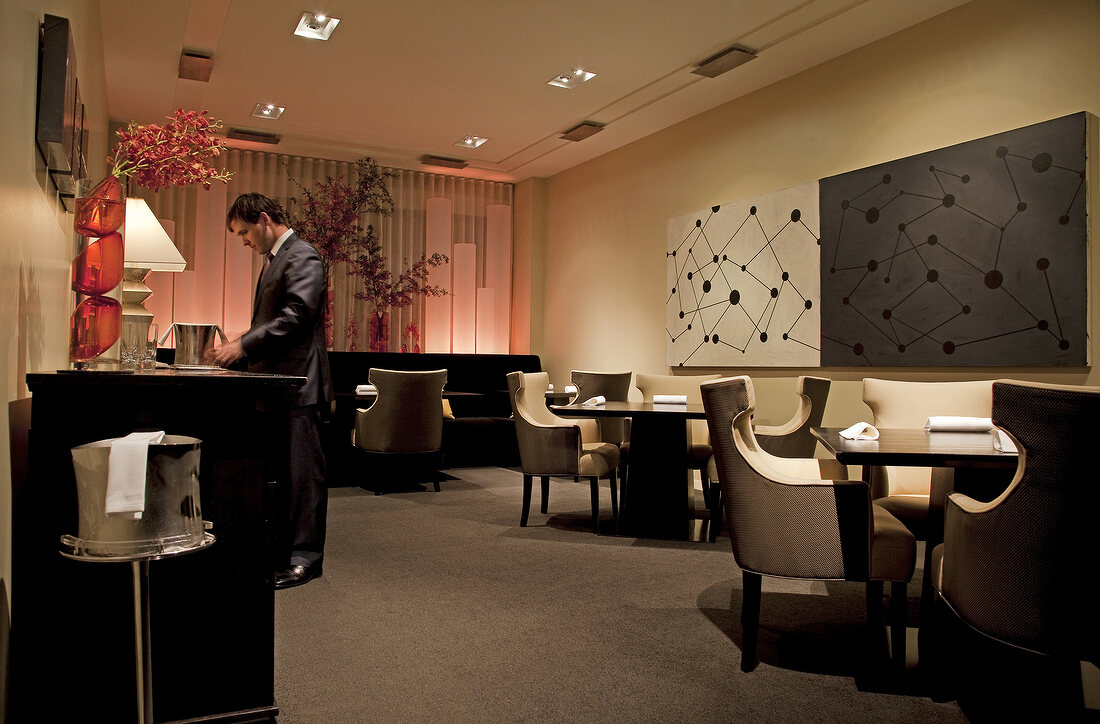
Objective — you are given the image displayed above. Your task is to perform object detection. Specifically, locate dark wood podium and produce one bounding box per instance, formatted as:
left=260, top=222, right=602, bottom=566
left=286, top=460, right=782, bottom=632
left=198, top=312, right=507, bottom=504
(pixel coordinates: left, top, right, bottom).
left=13, top=369, right=304, bottom=724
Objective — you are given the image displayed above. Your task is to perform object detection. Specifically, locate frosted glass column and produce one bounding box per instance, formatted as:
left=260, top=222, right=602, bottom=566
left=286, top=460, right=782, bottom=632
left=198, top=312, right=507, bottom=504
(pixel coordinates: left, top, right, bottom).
left=485, top=205, right=512, bottom=353
left=476, top=288, right=495, bottom=353
left=452, top=243, right=476, bottom=353
left=424, top=198, right=452, bottom=353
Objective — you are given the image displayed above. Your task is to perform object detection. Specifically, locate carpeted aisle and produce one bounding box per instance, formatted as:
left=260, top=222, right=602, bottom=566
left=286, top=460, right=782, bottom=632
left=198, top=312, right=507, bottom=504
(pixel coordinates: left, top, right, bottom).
left=273, top=467, right=968, bottom=723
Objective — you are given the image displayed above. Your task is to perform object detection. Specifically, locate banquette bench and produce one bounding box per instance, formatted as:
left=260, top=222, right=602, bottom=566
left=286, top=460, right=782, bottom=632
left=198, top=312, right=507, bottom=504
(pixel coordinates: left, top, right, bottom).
left=325, top=351, right=543, bottom=480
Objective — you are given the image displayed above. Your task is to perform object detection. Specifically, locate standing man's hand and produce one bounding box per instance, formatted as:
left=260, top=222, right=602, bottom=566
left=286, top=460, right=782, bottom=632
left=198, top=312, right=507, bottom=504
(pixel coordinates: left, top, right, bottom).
left=207, top=338, right=245, bottom=367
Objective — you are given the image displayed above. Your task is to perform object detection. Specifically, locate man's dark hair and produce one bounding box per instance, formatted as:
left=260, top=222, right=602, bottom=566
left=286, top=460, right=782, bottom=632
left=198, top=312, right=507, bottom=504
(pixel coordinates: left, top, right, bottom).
left=226, top=193, right=288, bottom=229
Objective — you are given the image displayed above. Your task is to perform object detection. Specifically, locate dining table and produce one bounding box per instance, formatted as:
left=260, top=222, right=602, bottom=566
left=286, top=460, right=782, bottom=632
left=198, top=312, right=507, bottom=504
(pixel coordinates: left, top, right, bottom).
left=553, top=400, right=708, bottom=539
left=811, top=425, right=1019, bottom=620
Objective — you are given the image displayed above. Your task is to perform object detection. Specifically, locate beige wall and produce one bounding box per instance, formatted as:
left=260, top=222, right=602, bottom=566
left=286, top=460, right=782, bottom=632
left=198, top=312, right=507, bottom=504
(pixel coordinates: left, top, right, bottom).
left=535, top=0, right=1100, bottom=427
left=0, top=0, right=109, bottom=707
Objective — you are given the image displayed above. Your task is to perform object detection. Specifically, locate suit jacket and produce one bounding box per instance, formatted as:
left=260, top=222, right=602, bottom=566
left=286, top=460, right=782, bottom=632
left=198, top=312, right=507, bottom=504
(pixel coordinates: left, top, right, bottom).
left=241, top=232, right=333, bottom=409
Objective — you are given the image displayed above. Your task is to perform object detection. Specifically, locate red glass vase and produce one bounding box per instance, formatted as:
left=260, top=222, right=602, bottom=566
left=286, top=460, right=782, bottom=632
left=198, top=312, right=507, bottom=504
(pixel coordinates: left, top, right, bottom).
left=74, top=176, right=125, bottom=237
left=69, top=176, right=126, bottom=368
left=71, top=231, right=124, bottom=295
left=69, top=296, right=122, bottom=362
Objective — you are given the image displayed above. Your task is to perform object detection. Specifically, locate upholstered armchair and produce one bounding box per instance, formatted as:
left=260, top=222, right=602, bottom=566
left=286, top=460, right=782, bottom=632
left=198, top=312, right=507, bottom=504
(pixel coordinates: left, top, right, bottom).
left=701, top=376, right=916, bottom=672
left=929, top=380, right=1099, bottom=687
left=707, top=375, right=831, bottom=542
left=353, top=368, right=448, bottom=493
left=862, top=378, right=993, bottom=538
left=570, top=369, right=633, bottom=446
left=507, top=371, right=620, bottom=533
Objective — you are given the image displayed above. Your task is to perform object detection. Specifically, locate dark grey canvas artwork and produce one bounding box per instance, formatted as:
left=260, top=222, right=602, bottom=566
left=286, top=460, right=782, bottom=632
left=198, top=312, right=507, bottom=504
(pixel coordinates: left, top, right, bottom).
left=819, top=112, right=1088, bottom=366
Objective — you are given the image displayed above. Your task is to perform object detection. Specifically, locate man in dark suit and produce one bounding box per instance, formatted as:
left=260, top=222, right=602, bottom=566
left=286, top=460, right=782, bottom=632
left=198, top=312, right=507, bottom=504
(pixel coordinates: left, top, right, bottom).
left=211, top=193, right=333, bottom=589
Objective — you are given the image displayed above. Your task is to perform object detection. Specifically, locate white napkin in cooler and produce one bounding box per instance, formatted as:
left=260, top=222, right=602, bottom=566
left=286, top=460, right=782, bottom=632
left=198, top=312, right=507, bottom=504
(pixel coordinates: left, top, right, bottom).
left=839, top=422, right=879, bottom=440
left=653, top=394, right=689, bottom=405
left=992, top=429, right=1018, bottom=453
left=105, top=431, right=165, bottom=516
left=355, top=384, right=378, bottom=394
left=581, top=395, right=606, bottom=406
left=924, top=416, right=994, bottom=432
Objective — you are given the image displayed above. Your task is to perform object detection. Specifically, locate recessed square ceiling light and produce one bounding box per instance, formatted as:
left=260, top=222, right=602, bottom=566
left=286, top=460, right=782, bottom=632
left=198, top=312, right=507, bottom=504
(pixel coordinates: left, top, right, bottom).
left=547, top=67, right=596, bottom=89
left=294, top=12, right=340, bottom=40
left=455, top=136, right=488, bottom=149
left=251, top=103, right=286, bottom=119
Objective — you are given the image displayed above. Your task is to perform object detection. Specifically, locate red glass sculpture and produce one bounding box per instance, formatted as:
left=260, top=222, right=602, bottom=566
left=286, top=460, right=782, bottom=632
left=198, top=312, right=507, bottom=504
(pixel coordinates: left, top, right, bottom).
left=71, top=232, right=124, bottom=295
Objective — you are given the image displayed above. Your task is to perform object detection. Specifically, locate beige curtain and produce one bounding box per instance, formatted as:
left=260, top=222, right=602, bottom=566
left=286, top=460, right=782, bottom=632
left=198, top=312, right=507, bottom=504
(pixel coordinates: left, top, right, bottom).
left=214, top=150, right=513, bottom=351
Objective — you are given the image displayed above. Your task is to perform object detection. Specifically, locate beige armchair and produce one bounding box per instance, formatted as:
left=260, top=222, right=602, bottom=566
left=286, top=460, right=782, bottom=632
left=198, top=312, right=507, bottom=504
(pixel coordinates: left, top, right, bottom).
left=354, top=368, right=448, bottom=494
left=701, top=376, right=916, bottom=672
left=570, top=369, right=633, bottom=446
left=928, top=380, right=1099, bottom=691
left=707, top=375, right=831, bottom=542
left=862, top=378, right=993, bottom=537
left=507, top=371, right=620, bottom=533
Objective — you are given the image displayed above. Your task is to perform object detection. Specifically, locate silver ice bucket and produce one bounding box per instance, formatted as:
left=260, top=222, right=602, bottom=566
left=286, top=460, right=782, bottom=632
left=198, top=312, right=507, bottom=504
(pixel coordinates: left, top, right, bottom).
left=62, top=435, right=212, bottom=560
left=159, top=323, right=228, bottom=366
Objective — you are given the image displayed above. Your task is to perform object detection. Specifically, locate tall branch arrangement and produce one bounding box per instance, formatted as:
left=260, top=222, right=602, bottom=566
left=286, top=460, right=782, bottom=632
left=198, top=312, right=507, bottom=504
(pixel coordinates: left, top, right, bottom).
left=288, top=157, right=449, bottom=350
left=110, top=109, right=232, bottom=191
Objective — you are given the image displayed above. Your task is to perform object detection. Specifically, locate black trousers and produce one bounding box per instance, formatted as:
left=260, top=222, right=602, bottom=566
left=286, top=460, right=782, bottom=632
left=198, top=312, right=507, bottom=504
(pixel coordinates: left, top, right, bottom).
left=267, top=405, right=328, bottom=569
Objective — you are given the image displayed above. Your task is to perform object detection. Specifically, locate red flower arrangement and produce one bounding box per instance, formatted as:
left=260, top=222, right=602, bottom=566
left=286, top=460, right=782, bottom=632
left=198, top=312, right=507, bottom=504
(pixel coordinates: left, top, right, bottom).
left=109, top=108, right=232, bottom=192
left=289, top=157, right=449, bottom=351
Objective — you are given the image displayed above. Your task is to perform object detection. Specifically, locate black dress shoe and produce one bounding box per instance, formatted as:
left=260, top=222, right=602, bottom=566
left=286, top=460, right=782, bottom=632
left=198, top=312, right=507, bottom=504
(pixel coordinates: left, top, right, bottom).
left=274, top=564, right=322, bottom=590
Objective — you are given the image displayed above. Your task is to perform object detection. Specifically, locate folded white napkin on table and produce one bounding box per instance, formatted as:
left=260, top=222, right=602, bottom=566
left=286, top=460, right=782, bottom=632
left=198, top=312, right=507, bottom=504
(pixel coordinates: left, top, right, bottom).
left=355, top=384, right=378, bottom=394
left=547, top=383, right=554, bottom=391
left=106, top=430, right=165, bottom=517
left=839, top=422, right=879, bottom=440
left=581, top=395, right=606, bottom=406
left=564, top=385, right=577, bottom=394
left=653, top=394, right=689, bottom=405
left=992, top=429, right=1018, bottom=453
left=924, top=416, right=993, bottom=432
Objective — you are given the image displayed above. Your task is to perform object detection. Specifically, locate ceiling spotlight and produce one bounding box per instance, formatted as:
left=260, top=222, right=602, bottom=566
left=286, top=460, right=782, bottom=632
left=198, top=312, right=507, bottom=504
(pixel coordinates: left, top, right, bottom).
left=547, top=67, right=596, bottom=89
left=251, top=103, right=286, bottom=119
left=294, top=12, right=340, bottom=40
left=455, top=135, right=488, bottom=149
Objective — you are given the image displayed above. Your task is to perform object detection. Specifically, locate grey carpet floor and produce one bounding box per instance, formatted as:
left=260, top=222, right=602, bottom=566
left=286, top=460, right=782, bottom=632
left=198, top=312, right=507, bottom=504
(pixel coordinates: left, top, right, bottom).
left=273, top=467, right=969, bottom=723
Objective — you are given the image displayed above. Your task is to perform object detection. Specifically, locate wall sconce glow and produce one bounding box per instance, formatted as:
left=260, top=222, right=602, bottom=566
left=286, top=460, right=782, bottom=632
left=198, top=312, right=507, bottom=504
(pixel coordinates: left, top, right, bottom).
left=547, top=67, right=596, bottom=89
left=455, top=135, right=488, bottom=149
left=251, top=103, right=286, bottom=119
left=294, top=12, right=340, bottom=40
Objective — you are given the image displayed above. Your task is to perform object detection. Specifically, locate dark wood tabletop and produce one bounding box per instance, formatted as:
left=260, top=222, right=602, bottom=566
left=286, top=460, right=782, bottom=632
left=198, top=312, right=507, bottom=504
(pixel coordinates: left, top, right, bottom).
left=811, top=426, right=1018, bottom=470
left=552, top=400, right=707, bottom=418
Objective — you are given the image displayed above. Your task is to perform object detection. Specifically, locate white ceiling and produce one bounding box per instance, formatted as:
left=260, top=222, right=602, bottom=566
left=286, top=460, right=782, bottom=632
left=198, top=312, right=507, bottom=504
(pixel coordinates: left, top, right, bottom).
left=98, top=0, right=972, bottom=183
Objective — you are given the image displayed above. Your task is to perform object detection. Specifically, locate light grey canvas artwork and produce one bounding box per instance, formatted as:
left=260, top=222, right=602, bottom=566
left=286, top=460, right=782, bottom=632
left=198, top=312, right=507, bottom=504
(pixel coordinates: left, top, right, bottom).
left=819, top=112, right=1088, bottom=366
left=666, top=181, right=820, bottom=367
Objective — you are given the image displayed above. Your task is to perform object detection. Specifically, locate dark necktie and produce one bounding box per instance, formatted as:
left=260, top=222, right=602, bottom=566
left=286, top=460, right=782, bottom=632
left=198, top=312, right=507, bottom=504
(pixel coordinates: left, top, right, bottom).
left=255, top=252, right=273, bottom=306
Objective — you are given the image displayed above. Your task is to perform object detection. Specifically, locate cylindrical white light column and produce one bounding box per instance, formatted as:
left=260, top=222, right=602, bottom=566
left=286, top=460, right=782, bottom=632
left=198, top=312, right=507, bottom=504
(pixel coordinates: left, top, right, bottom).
left=476, top=288, right=495, bottom=353
left=424, top=198, right=452, bottom=352
left=452, top=243, right=477, bottom=353
left=485, top=205, right=512, bottom=353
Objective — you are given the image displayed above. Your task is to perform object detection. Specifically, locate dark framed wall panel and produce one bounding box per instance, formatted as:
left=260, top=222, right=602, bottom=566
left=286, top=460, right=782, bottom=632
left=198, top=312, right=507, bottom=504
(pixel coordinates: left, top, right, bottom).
left=819, top=112, right=1088, bottom=366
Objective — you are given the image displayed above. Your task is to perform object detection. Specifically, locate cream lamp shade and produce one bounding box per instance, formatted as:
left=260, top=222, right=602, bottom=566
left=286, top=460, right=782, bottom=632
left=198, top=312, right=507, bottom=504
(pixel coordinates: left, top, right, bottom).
left=120, top=198, right=186, bottom=369
left=124, top=198, right=186, bottom=271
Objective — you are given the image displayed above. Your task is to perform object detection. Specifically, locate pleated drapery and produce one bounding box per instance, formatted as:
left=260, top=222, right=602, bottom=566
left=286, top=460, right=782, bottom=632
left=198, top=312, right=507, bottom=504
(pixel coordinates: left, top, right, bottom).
left=214, top=150, right=513, bottom=352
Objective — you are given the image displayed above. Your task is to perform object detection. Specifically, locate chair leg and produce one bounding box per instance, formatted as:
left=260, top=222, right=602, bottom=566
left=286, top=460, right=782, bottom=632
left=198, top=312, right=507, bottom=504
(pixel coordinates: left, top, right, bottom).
left=708, top=488, right=723, bottom=543
left=741, top=571, right=762, bottom=672
left=589, top=476, right=600, bottom=534
left=608, top=469, right=619, bottom=523
left=541, top=476, right=550, bottom=514
left=520, top=474, right=533, bottom=527
left=700, top=465, right=711, bottom=508
left=890, top=580, right=908, bottom=670
left=866, top=580, right=884, bottom=627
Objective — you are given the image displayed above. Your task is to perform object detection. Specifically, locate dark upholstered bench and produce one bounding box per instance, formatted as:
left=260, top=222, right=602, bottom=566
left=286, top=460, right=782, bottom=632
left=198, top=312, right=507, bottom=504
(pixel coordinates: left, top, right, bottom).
left=325, top=351, right=542, bottom=481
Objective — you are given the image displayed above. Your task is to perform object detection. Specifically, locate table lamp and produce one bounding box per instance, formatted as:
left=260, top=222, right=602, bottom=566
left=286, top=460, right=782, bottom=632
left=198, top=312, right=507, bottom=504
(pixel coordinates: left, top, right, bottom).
left=121, top=198, right=186, bottom=369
